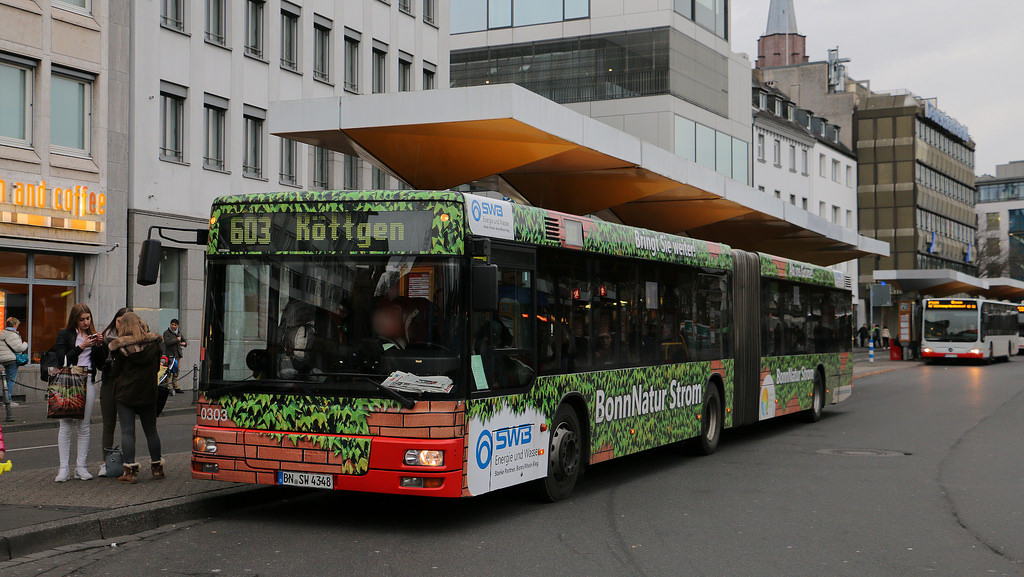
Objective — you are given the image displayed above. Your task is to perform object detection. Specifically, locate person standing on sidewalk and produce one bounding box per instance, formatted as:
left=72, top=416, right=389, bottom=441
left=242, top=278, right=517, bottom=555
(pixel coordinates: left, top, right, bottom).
left=881, top=326, right=891, bottom=350
left=0, top=317, right=28, bottom=415
left=109, top=312, right=164, bottom=484
left=97, top=307, right=130, bottom=477
left=857, top=324, right=869, bottom=348
left=53, top=304, right=107, bottom=483
left=161, top=319, right=186, bottom=392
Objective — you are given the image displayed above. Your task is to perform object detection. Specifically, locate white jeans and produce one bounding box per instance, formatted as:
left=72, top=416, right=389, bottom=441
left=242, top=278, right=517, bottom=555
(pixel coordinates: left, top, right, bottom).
left=57, top=375, right=96, bottom=471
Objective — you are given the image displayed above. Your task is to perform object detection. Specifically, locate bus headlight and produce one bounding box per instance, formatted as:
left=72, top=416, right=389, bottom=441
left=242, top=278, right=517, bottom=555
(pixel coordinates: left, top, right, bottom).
left=969, top=348, right=982, bottom=356
left=405, top=449, right=444, bottom=467
left=194, top=436, right=218, bottom=453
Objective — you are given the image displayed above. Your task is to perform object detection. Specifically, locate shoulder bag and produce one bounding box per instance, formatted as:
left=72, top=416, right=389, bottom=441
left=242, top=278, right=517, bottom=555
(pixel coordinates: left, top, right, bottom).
left=46, top=363, right=88, bottom=420
left=3, top=338, right=29, bottom=366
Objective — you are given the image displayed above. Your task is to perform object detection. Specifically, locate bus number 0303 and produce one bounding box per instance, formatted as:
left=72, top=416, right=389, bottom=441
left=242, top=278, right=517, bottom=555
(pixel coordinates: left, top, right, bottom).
left=201, top=407, right=229, bottom=422
left=229, top=215, right=271, bottom=245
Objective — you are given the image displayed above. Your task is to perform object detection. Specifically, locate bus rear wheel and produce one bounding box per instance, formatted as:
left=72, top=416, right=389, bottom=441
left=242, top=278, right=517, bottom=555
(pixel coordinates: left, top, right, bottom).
left=538, top=405, right=582, bottom=502
left=803, top=371, right=825, bottom=423
left=695, top=384, right=722, bottom=456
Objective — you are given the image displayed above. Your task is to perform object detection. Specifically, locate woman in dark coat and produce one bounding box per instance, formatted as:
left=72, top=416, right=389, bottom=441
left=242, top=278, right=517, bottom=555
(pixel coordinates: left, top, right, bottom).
left=107, top=312, right=164, bottom=484
left=52, top=303, right=107, bottom=482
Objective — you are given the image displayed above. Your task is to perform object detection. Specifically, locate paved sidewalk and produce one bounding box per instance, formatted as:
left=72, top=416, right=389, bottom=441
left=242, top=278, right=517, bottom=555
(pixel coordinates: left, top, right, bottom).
left=0, top=353, right=921, bottom=563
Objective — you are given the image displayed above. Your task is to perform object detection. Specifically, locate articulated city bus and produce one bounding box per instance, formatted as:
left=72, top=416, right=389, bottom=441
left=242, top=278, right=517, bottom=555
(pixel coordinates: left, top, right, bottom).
left=191, top=190, right=853, bottom=500
left=920, top=298, right=1018, bottom=362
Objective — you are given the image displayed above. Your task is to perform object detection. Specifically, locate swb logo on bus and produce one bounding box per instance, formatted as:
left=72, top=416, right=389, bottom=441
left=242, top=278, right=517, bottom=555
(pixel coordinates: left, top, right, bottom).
left=474, top=424, right=533, bottom=470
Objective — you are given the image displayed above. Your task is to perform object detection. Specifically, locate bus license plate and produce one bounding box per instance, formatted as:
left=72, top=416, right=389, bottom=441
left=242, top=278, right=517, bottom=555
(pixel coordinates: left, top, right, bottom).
left=945, top=354, right=958, bottom=358
left=278, top=471, right=334, bottom=489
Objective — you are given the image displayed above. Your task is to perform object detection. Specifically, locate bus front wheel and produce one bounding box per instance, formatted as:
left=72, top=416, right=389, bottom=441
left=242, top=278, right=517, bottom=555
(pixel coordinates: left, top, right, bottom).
left=539, top=405, right=582, bottom=502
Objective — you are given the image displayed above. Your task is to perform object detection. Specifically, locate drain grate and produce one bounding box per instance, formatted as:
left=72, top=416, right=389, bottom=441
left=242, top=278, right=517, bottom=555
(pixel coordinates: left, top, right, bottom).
left=817, top=448, right=908, bottom=457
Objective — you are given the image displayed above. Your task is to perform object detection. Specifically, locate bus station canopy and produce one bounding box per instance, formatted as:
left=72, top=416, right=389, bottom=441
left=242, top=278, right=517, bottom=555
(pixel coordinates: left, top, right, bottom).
left=269, top=84, right=888, bottom=266
left=874, top=269, right=1024, bottom=301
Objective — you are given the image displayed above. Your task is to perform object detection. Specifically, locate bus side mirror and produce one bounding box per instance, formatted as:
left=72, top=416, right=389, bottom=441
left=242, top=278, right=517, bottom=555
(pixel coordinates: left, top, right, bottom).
left=472, top=263, right=499, bottom=311
left=137, top=239, right=162, bottom=286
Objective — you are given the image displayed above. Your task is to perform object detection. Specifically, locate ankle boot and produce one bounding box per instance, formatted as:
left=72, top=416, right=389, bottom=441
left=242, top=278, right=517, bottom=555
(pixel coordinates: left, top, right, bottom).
left=151, top=459, right=165, bottom=480
left=118, top=463, right=140, bottom=484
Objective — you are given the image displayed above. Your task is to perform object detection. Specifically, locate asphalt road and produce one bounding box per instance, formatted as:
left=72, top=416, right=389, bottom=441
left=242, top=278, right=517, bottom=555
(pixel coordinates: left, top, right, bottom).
left=7, top=360, right=1024, bottom=577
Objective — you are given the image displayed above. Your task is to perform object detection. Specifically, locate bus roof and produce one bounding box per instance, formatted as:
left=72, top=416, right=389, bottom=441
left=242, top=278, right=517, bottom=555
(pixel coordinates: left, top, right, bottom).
left=210, top=190, right=845, bottom=288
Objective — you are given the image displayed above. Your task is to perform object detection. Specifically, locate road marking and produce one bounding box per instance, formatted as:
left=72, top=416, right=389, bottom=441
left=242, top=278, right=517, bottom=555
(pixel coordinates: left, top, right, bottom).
left=7, top=444, right=58, bottom=452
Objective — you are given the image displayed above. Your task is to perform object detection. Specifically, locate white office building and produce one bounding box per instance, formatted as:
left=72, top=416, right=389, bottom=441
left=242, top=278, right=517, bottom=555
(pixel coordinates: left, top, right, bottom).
left=126, top=0, right=449, bottom=369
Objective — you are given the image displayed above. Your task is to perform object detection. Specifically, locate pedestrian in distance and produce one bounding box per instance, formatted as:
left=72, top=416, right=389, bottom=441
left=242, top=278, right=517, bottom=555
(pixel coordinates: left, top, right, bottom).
left=872, top=324, right=881, bottom=347
left=161, top=319, right=186, bottom=392
left=97, top=307, right=130, bottom=477
left=108, top=312, right=165, bottom=484
left=881, top=326, right=891, bottom=350
left=857, top=324, right=869, bottom=348
left=53, top=304, right=108, bottom=482
left=0, top=317, right=28, bottom=416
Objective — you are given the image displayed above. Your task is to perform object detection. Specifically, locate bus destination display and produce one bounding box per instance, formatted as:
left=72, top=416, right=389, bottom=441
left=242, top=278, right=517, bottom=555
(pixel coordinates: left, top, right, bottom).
left=926, top=300, right=977, bottom=310
left=218, top=209, right=435, bottom=253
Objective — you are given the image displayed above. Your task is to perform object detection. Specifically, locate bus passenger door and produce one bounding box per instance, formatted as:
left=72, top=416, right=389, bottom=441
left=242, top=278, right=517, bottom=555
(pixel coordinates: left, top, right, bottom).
left=471, top=244, right=537, bottom=392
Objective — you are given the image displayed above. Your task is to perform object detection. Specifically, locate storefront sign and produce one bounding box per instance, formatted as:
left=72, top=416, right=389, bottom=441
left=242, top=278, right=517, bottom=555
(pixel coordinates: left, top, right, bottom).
left=0, top=175, right=105, bottom=233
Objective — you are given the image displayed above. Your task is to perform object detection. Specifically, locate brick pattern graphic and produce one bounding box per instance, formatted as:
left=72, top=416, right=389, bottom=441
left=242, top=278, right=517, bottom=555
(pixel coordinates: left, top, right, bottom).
left=195, top=395, right=466, bottom=483
left=591, top=444, right=614, bottom=464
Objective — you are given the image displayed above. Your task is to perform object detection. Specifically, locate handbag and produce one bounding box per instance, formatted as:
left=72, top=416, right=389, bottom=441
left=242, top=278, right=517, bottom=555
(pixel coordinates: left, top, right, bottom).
left=103, top=445, right=124, bottom=477
left=3, top=338, right=28, bottom=366
left=46, top=365, right=88, bottom=419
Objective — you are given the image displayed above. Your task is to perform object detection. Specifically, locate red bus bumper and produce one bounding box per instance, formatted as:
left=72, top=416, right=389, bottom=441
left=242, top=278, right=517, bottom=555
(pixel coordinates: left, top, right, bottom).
left=191, top=426, right=466, bottom=498
left=920, top=350, right=984, bottom=359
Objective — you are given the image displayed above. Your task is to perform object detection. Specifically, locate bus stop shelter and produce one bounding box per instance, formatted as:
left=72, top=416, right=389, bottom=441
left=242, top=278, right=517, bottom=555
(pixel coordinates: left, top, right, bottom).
left=269, top=84, right=888, bottom=266
left=874, top=269, right=1024, bottom=301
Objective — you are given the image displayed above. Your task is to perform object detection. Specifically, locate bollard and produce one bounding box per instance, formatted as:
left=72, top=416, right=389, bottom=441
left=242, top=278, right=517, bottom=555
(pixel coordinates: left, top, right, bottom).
left=868, top=338, right=874, bottom=363
left=192, top=363, right=199, bottom=406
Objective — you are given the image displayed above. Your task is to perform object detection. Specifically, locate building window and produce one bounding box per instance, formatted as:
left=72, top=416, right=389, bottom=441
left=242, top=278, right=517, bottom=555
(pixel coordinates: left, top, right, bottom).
left=204, top=95, right=227, bottom=171
left=245, top=0, right=265, bottom=58
left=772, top=139, right=781, bottom=166
left=0, top=58, right=33, bottom=146
left=819, top=153, right=826, bottom=177
left=159, top=248, right=182, bottom=333
left=774, top=190, right=781, bottom=199
left=788, top=144, right=796, bottom=171
left=55, top=0, right=90, bottom=13
left=801, top=149, right=808, bottom=175
left=801, top=197, right=808, bottom=210
left=832, top=159, right=841, bottom=183
left=832, top=205, right=840, bottom=224
left=161, top=0, right=185, bottom=32
left=159, top=82, right=186, bottom=162
left=281, top=4, right=300, bottom=72
left=398, top=54, right=412, bottom=92
left=987, top=212, right=1000, bottom=231
left=314, top=17, right=332, bottom=83
left=343, top=154, right=359, bottom=189
left=789, top=194, right=796, bottom=206
left=372, top=166, right=387, bottom=189
left=423, top=0, right=436, bottom=25
left=279, top=138, right=297, bottom=186
left=846, top=209, right=853, bottom=228
left=205, top=0, right=226, bottom=46
left=819, top=201, right=826, bottom=217
left=344, top=36, right=359, bottom=92
left=243, top=106, right=265, bottom=179
left=846, top=165, right=853, bottom=187
left=756, top=134, right=764, bottom=161
left=758, top=185, right=765, bottom=193
left=0, top=251, right=78, bottom=363
left=372, top=46, right=387, bottom=94
left=452, top=0, right=590, bottom=34
left=399, top=0, right=413, bottom=15
left=312, top=146, right=329, bottom=188
left=423, top=62, right=436, bottom=90
left=51, top=71, right=92, bottom=155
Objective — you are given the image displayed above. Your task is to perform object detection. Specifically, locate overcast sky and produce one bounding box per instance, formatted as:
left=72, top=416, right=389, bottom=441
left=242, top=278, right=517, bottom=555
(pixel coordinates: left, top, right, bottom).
left=730, top=0, right=1024, bottom=176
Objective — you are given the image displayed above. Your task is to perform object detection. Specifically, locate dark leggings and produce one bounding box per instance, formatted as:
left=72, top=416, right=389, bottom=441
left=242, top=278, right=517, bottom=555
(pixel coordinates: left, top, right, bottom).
left=117, top=401, right=162, bottom=465
left=100, top=381, right=118, bottom=457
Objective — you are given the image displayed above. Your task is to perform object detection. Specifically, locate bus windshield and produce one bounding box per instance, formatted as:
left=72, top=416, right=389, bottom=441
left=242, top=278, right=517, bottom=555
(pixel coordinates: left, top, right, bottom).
left=923, top=308, right=979, bottom=343
left=204, top=254, right=464, bottom=397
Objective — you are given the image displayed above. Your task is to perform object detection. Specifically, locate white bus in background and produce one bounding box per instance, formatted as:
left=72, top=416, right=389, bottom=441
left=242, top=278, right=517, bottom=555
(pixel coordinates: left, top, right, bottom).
left=1017, top=305, right=1024, bottom=355
left=920, top=298, right=1018, bottom=363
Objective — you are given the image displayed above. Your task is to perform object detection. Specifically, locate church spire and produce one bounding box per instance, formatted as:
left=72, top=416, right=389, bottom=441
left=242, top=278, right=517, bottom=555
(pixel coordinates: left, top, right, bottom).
left=765, top=0, right=799, bottom=36
left=756, top=0, right=808, bottom=69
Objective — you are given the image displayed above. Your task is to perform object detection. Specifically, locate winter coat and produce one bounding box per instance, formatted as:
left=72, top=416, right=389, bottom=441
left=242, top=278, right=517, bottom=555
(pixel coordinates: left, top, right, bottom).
left=0, top=327, right=27, bottom=364
left=54, top=328, right=108, bottom=377
left=162, top=328, right=184, bottom=359
left=108, top=332, right=162, bottom=408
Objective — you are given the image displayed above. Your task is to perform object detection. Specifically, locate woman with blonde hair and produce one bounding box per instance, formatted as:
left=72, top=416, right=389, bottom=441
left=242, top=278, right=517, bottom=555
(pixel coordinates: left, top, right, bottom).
left=53, top=304, right=107, bottom=482
left=0, top=317, right=28, bottom=416
left=107, top=312, right=164, bottom=483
